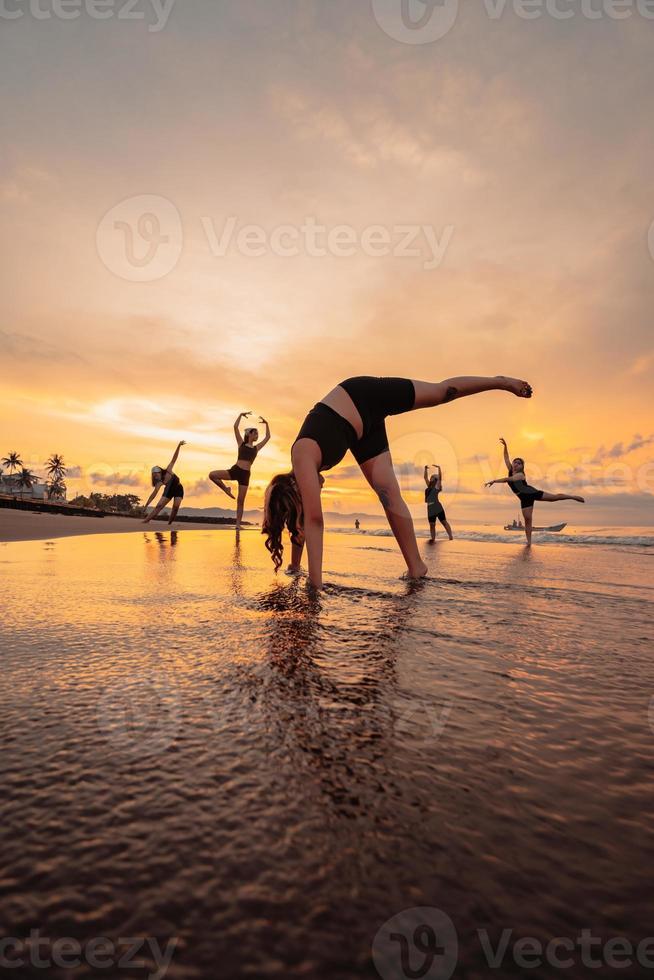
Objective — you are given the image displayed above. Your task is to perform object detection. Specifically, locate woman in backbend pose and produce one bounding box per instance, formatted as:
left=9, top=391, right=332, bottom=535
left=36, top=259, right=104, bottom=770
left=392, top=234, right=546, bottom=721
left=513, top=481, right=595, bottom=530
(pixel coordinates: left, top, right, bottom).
left=209, top=412, right=271, bottom=530
left=143, top=440, right=186, bottom=526
left=262, top=375, right=532, bottom=588
left=424, top=464, right=453, bottom=543
left=485, top=437, right=584, bottom=546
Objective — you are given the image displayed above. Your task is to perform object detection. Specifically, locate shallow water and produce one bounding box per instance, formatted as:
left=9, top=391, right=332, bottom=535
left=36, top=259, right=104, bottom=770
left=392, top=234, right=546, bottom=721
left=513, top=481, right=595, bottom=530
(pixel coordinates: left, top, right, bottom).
left=1, top=529, right=653, bottom=979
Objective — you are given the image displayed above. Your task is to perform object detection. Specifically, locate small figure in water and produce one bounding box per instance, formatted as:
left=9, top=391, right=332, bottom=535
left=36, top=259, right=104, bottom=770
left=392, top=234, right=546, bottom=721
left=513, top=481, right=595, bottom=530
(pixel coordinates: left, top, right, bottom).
left=424, top=464, right=453, bottom=542
left=143, top=440, right=186, bottom=526
left=263, top=375, right=532, bottom=588
left=486, top=437, right=584, bottom=546
left=355, top=519, right=360, bottom=530
left=209, top=413, right=271, bottom=530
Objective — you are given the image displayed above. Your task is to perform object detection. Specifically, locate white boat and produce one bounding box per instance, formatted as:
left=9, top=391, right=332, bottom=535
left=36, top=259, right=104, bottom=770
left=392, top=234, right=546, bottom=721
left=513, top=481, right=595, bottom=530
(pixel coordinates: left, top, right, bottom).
left=504, top=521, right=567, bottom=532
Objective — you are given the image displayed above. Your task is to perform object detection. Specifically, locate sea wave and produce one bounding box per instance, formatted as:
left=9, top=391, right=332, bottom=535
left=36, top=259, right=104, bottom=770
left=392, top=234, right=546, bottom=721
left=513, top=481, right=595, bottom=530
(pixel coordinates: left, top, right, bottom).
left=329, top=527, right=654, bottom=548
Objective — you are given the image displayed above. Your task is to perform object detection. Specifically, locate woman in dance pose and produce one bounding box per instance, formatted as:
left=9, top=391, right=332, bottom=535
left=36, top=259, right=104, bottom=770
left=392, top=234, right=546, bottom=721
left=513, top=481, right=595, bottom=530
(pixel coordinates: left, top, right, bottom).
left=143, top=440, right=186, bottom=526
left=209, top=412, right=271, bottom=530
left=424, top=464, right=453, bottom=543
left=485, top=437, right=584, bottom=545
left=263, top=375, right=532, bottom=588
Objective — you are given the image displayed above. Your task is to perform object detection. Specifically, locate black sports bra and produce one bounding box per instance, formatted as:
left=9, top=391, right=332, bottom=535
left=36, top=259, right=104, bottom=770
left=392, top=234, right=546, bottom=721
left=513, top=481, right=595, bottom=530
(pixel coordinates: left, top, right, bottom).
left=238, top=442, right=258, bottom=462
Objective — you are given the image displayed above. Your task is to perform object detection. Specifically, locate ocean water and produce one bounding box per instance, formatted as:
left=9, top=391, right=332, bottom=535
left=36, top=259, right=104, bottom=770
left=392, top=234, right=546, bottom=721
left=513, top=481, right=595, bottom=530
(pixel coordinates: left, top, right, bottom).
left=1, top=528, right=653, bottom=980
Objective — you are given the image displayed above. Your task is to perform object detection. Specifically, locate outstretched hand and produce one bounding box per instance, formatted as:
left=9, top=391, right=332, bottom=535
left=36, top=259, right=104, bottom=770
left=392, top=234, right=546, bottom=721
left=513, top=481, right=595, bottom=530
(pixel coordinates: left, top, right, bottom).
left=499, top=437, right=507, bottom=447
left=485, top=480, right=494, bottom=487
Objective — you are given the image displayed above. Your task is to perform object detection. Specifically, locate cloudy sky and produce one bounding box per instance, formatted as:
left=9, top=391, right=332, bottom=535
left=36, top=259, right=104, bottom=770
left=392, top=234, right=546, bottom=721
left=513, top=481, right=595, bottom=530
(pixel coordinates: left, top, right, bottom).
left=1, top=0, right=653, bottom=523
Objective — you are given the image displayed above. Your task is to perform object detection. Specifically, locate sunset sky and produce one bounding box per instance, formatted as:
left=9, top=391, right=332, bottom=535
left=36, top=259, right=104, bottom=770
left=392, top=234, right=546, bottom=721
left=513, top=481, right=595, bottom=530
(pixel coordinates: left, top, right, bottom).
left=2, top=0, right=653, bottom=524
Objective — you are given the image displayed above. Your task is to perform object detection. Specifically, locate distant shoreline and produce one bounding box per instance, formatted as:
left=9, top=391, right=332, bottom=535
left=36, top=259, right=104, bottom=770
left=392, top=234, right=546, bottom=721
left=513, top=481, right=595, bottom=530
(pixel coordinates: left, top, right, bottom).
left=0, top=503, right=254, bottom=544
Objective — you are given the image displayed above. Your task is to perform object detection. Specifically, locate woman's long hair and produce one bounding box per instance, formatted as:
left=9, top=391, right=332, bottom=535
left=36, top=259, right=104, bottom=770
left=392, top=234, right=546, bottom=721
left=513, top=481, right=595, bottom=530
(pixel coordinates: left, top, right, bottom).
left=151, top=467, right=168, bottom=487
left=262, top=472, right=303, bottom=569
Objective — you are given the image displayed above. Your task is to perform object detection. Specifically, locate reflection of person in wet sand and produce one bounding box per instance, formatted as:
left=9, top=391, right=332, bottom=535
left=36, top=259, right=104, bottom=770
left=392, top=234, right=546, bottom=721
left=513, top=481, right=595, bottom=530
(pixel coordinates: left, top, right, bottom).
left=263, top=374, right=532, bottom=587
left=486, top=437, right=585, bottom=546
left=424, top=464, right=453, bottom=543
left=209, top=413, right=271, bottom=530
left=143, top=440, right=186, bottom=526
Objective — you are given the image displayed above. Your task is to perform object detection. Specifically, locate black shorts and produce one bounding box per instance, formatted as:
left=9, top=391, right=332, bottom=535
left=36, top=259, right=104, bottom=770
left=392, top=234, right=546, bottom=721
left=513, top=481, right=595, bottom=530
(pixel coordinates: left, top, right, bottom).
left=519, top=490, right=543, bottom=509
left=341, top=377, right=416, bottom=465
left=228, top=464, right=251, bottom=487
left=294, top=377, right=416, bottom=471
left=428, top=507, right=446, bottom=524
left=162, top=477, right=184, bottom=501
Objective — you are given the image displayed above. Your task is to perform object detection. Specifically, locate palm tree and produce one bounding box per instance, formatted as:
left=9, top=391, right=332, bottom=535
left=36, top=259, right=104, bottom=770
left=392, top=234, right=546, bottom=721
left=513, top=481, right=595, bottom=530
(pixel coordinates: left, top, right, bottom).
left=17, top=468, right=36, bottom=500
left=2, top=452, right=23, bottom=475
left=45, top=454, right=67, bottom=482
left=48, top=479, right=67, bottom=501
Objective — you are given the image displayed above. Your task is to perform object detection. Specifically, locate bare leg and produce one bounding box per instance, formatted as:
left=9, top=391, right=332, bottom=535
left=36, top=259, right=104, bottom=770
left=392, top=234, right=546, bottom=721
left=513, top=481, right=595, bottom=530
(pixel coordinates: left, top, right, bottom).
left=209, top=469, right=235, bottom=499
left=540, top=492, right=585, bottom=503
left=235, top=485, right=248, bottom=529
left=143, top=497, right=170, bottom=524
left=439, top=515, right=454, bottom=540
left=292, top=441, right=325, bottom=588
left=360, top=453, right=427, bottom=579
left=429, top=520, right=436, bottom=543
left=412, top=375, right=532, bottom=409
left=168, top=497, right=182, bottom=525
left=522, top=506, right=533, bottom=547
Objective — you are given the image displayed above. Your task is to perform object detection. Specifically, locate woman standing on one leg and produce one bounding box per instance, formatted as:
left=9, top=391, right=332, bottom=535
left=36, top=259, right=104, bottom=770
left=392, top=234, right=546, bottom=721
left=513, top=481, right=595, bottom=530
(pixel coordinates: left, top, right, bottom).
left=424, top=464, right=453, bottom=543
left=143, top=440, right=186, bottom=526
left=209, top=413, right=271, bottom=530
left=485, top=437, right=585, bottom=546
left=263, top=375, right=532, bottom=588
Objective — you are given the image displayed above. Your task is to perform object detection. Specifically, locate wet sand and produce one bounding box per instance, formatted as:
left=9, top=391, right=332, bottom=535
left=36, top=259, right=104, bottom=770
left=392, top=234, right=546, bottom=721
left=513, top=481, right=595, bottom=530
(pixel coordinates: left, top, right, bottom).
left=1, top=529, right=652, bottom=979
left=0, top=509, right=233, bottom=543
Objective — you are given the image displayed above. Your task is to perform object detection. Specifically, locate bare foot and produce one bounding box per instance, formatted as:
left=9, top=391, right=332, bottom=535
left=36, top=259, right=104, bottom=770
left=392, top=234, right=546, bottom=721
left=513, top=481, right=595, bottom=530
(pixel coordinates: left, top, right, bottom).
left=574, top=496, right=585, bottom=503
left=496, top=376, right=533, bottom=398
left=402, top=561, right=429, bottom=580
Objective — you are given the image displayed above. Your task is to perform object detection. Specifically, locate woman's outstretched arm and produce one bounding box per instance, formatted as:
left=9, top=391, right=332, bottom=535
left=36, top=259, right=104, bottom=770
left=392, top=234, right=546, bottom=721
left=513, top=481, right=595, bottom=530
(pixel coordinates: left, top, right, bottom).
left=500, top=437, right=511, bottom=472
left=234, top=412, right=250, bottom=446
left=486, top=477, right=510, bottom=487
left=144, top=484, right=162, bottom=509
left=166, top=440, right=186, bottom=472
left=436, top=464, right=442, bottom=489
left=423, top=465, right=430, bottom=487
left=256, top=417, right=271, bottom=450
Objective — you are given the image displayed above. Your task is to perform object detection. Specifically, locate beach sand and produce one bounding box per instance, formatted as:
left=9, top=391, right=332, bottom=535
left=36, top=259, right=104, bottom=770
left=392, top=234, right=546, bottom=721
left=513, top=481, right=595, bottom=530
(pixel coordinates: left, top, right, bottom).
left=1, top=527, right=652, bottom=979
left=0, top=508, right=235, bottom=543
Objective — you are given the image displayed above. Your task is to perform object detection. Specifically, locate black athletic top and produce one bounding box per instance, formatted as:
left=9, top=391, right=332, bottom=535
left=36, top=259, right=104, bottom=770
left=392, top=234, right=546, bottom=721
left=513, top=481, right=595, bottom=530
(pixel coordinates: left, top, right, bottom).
left=238, top=443, right=258, bottom=463
left=425, top=485, right=441, bottom=507
left=509, top=475, right=539, bottom=497
left=163, top=473, right=184, bottom=499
